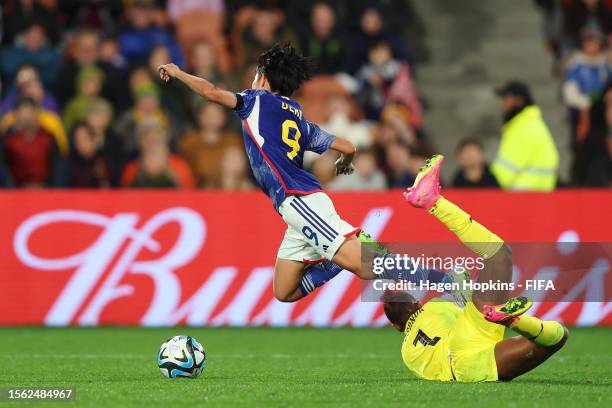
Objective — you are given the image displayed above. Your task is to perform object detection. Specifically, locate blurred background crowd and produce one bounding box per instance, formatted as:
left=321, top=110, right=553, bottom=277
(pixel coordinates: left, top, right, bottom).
left=0, top=0, right=610, bottom=190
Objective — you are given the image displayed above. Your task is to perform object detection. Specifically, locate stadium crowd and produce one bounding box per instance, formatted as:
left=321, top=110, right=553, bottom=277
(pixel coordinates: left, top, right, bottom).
left=0, top=0, right=610, bottom=190
left=535, top=0, right=612, bottom=186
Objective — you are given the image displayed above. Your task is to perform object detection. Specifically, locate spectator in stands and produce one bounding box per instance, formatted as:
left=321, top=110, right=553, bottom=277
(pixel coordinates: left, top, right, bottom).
left=276, top=1, right=318, bottom=37
left=121, top=119, right=194, bottom=188
left=239, top=7, right=297, bottom=69
left=356, top=41, right=422, bottom=125
left=54, top=28, right=123, bottom=110
left=114, top=82, right=171, bottom=160
left=219, top=146, right=253, bottom=190
left=0, top=97, right=62, bottom=187
left=2, top=0, right=60, bottom=46
left=128, top=144, right=181, bottom=188
left=491, top=81, right=559, bottom=191
left=190, top=41, right=224, bottom=83
left=0, top=64, right=59, bottom=116
left=563, top=27, right=611, bottom=143
left=99, top=34, right=129, bottom=76
left=344, top=0, right=414, bottom=35
left=380, top=104, right=422, bottom=145
left=533, top=0, right=564, bottom=67
left=0, top=22, right=60, bottom=89
left=63, top=66, right=113, bottom=132
left=185, top=41, right=234, bottom=123
left=166, top=0, right=230, bottom=73
left=54, top=28, right=100, bottom=107
left=119, top=0, right=185, bottom=68
left=385, top=142, right=414, bottom=188
left=299, top=2, right=349, bottom=74
left=178, top=103, right=242, bottom=188
left=452, top=139, right=499, bottom=188
left=322, top=94, right=372, bottom=149
left=1, top=90, right=68, bottom=159
left=68, top=122, right=112, bottom=188
left=56, top=0, right=123, bottom=31
left=85, top=101, right=123, bottom=183
left=148, top=45, right=192, bottom=126
left=571, top=79, right=612, bottom=185
left=383, top=143, right=429, bottom=188
left=128, top=65, right=154, bottom=96
left=350, top=7, right=412, bottom=73
left=328, top=149, right=387, bottom=190
left=561, top=0, right=612, bottom=52
left=607, top=83, right=612, bottom=184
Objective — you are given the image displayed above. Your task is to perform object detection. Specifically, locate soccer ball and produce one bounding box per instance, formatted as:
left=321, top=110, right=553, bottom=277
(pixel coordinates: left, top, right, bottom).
left=157, top=335, right=206, bottom=378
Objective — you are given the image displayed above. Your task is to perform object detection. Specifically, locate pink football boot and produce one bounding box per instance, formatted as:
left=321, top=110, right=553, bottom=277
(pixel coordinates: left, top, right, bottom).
left=483, top=296, right=533, bottom=326
left=403, top=154, right=444, bottom=210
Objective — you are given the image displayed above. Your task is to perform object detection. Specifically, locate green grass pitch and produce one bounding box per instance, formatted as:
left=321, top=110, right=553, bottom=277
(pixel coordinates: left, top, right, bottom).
left=0, top=327, right=610, bottom=407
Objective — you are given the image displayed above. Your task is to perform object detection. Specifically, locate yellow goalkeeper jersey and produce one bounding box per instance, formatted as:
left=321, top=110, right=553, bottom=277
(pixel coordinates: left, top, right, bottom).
left=400, top=300, right=460, bottom=381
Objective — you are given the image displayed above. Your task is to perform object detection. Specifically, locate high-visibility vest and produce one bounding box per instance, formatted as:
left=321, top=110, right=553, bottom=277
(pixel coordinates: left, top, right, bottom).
left=491, top=106, right=559, bottom=191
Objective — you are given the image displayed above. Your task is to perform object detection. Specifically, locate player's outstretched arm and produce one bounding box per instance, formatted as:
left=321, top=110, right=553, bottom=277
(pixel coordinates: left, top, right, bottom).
left=330, top=138, right=356, bottom=176
left=157, top=63, right=237, bottom=109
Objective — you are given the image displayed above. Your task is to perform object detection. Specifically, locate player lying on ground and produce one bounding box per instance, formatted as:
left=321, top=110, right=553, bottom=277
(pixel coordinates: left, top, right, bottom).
left=382, top=155, right=569, bottom=382
left=158, top=43, right=454, bottom=302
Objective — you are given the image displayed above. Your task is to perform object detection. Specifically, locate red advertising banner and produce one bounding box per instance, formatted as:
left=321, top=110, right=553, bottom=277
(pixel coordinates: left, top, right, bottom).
left=0, top=189, right=610, bottom=327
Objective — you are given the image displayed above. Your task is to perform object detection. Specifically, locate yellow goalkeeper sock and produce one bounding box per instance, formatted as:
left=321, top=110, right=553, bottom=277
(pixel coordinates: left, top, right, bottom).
left=509, top=315, right=565, bottom=347
left=429, top=197, right=504, bottom=259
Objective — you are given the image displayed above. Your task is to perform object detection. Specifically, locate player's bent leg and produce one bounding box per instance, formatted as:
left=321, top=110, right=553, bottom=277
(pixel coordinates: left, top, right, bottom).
left=404, top=154, right=513, bottom=309
left=485, top=296, right=567, bottom=349
left=331, top=236, right=373, bottom=279
left=273, top=258, right=307, bottom=302
left=333, top=231, right=462, bottom=295
left=330, top=232, right=404, bottom=280
left=484, top=295, right=569, bottom=381
left=405, top=154, right=506, bottom=264
left=274, top=258, right=345, bottom=301
left=471, top=244, right=513, bottom=312
left=495, top=327, right=569, bottom=381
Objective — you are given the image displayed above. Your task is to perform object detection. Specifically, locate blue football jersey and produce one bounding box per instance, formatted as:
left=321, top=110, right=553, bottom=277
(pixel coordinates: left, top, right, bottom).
left=234, top=89, right=336, bottom=209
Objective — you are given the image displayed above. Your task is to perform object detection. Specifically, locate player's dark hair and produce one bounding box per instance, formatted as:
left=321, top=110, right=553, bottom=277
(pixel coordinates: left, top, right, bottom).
left=256, top=43, right=315, bottom=97
left=383, top=301, right=412, bottom=330
left=382, top=290, right=419, bottom=330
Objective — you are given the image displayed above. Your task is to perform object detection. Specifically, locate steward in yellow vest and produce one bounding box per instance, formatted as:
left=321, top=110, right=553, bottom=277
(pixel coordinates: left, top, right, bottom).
left=491, top=81, right=559, bottom=191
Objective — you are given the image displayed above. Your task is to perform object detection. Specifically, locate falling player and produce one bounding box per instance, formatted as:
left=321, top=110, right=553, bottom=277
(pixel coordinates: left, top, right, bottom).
left=383, top=154, right=569, bottom=382
left=158, top=43, right=453, bottom=302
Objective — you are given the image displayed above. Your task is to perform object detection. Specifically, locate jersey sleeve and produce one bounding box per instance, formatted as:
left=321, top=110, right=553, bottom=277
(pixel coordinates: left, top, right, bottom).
left=233, top=89, right=260, bottom=119
left=304, top=120, right=336, bottom=154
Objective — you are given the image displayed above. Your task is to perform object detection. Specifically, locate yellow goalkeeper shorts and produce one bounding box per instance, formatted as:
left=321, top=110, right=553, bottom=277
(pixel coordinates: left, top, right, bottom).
left=448, top=302, right=505, bottom=382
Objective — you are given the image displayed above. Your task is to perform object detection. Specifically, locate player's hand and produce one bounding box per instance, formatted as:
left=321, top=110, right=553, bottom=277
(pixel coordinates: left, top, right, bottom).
left=335, top=156, right=355, bottom=176
left=157, top=63, right=180, bottom=82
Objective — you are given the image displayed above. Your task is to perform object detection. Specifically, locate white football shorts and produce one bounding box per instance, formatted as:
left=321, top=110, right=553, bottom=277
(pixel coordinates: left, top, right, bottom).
left=277, top=192, right=359, bottom=263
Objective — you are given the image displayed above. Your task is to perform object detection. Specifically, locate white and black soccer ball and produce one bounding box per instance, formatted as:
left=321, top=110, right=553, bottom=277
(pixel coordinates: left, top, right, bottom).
left=157, top=335, right=206, bottom=379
